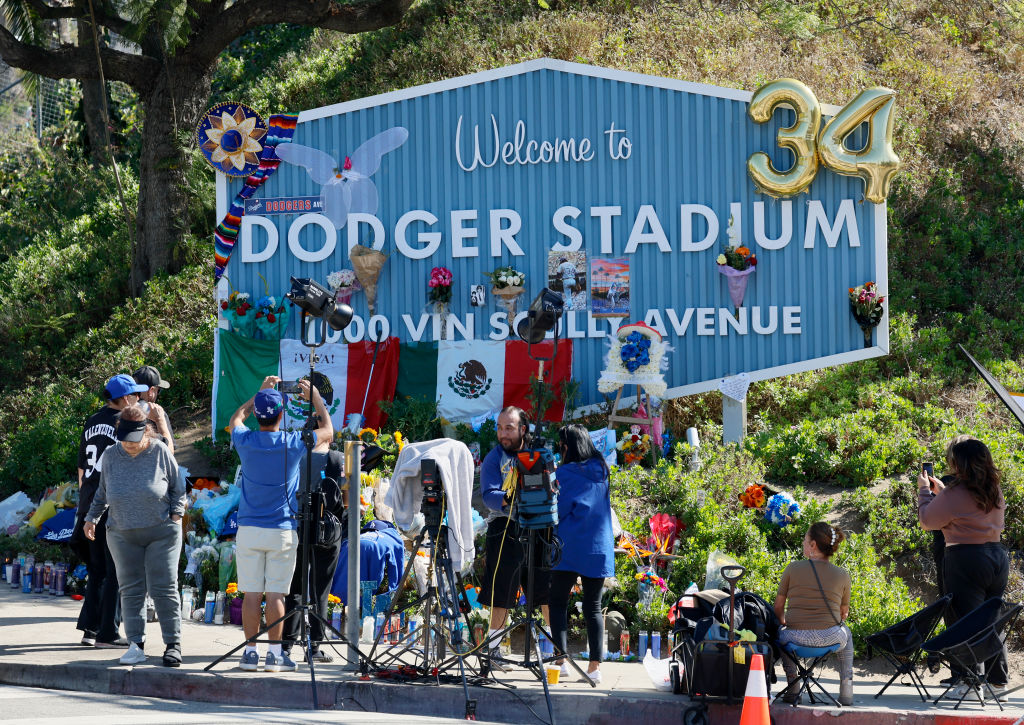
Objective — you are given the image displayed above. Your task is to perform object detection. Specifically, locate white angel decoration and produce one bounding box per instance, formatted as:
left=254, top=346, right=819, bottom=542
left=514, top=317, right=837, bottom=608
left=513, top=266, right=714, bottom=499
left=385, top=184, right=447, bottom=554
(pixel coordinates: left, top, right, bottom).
left=275, top=127, right=409, bottom=228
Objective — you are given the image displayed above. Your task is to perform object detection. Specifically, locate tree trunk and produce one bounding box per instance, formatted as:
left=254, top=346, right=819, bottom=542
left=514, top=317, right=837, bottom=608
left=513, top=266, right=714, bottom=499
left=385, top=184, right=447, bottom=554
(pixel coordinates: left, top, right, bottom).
left=130, top=64, right=209, bottom=296
left=76, top=19, right=108, bottom=163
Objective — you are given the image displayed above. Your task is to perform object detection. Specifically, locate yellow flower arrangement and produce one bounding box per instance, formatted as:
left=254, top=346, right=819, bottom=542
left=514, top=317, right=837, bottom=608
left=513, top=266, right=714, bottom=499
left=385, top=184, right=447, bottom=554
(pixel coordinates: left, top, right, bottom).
left=357, top=427, right=379, bottom=443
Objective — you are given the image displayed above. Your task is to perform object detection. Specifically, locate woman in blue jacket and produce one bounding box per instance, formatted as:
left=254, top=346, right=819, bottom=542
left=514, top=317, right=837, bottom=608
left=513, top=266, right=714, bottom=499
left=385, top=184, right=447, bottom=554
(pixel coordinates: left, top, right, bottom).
left=549, top=424, right=615, bottom=683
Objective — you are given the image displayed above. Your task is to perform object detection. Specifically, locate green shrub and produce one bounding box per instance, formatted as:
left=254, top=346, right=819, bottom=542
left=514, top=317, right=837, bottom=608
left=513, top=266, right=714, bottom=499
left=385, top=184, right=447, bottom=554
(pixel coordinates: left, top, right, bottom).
left=609, top=442, right=920, bottom=650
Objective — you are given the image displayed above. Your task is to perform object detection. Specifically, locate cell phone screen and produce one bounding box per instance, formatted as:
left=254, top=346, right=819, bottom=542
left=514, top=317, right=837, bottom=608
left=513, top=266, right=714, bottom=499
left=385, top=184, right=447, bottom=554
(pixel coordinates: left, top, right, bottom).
left=922, top=462, right=934, bottom=478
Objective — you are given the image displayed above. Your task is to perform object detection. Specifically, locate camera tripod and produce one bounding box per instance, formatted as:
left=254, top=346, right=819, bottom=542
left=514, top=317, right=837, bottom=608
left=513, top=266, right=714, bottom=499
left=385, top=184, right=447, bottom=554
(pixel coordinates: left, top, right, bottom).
left=364, top=479, right=485, bottom=718
left=205, top=315, right=368, bottom=709
left=482, top=522, right=595, bottom=725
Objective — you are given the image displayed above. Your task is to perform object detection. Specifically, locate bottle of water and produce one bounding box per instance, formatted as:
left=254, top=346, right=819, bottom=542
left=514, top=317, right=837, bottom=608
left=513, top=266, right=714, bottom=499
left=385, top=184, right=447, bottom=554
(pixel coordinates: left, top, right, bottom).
left=180, top=587, right=194, bottom=620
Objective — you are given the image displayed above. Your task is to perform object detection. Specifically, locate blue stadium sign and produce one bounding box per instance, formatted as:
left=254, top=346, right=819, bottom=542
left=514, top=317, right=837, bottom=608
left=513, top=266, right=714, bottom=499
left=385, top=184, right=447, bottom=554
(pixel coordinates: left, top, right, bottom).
left=216, top=59, right=889, bottom=409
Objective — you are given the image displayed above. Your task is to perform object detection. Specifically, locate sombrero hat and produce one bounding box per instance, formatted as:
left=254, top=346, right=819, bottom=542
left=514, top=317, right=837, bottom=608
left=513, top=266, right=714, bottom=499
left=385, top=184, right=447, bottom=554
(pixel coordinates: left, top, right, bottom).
left=197, top=102, right=267, bottom=178
left=617, top=321, right=662, bottom=341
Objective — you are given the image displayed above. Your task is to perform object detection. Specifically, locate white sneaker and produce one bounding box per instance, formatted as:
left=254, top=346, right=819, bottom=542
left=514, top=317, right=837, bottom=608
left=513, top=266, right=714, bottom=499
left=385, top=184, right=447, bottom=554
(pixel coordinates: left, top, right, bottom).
left=560, top=662, right=570, bottom=679
left=944, top=684, right=982, bottom=702
left=988, top=684, right=1009, bottom=702
left=584, top=669, right=602, bottom=684
left=119, top=642, right=146, bottom=665
left=487, top=647, right=511, bottom=672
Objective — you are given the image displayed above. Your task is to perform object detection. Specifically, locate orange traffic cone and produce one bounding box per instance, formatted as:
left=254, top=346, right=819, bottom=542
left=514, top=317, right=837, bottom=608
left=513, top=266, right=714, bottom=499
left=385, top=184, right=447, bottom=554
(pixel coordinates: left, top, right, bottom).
left=739, top=653, right=770, bottom=725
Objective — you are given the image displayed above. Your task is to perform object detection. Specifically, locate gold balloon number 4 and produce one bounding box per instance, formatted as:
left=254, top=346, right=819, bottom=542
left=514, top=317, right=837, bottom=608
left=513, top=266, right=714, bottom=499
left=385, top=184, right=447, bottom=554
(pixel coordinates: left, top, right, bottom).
left=747, top=79, right=900, bottom=204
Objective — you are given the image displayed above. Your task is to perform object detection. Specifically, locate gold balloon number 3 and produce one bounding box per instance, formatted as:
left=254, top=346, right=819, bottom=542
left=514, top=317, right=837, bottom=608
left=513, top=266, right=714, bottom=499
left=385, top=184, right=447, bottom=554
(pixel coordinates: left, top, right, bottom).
left=747, top=79, right=900, bottom=204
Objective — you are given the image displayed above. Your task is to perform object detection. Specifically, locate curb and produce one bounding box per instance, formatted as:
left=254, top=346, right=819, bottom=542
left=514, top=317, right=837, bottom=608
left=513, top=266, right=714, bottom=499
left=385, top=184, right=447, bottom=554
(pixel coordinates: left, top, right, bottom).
left=0, top=660, right=1020, bottom=725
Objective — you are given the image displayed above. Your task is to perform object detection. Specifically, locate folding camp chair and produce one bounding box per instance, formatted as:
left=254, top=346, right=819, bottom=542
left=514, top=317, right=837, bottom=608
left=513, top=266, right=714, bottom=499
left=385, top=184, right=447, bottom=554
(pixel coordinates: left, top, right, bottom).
left=921, top=597, right=1023, bottom=710
left=865, top=593, right=951, bottom=701
left=777, top=642, right=843, bottom=707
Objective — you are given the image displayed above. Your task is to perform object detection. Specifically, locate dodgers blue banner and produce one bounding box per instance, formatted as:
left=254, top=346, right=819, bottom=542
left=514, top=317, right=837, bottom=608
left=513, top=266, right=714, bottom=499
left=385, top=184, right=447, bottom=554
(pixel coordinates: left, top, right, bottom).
left=215, top=59, right=889, bottom=410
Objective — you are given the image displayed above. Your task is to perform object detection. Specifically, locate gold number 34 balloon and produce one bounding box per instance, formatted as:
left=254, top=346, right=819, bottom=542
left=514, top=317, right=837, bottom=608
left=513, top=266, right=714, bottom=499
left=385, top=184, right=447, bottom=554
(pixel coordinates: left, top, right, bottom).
left=747, top=80, right=901, bottom=204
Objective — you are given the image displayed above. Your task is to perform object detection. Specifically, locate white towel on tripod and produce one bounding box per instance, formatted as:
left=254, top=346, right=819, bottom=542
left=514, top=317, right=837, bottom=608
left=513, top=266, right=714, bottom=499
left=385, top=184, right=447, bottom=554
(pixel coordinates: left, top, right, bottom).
left=384, top=438, right=475, bottom=572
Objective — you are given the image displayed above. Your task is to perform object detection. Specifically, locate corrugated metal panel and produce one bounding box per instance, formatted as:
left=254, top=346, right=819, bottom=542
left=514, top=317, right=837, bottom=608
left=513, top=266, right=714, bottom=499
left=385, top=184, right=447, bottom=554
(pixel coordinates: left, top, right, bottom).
left=219, top=61, right=885, bottom=409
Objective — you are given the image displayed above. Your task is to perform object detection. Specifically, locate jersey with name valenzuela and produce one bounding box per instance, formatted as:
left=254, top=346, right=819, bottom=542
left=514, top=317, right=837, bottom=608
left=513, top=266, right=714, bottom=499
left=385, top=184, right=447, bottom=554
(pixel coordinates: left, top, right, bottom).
left=77, top=406, right=121, bottom=519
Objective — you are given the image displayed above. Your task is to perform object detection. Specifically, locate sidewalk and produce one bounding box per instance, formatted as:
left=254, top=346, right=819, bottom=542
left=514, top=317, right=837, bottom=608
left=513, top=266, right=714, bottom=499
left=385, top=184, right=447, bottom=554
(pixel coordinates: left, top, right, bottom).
left=1, top=585, right=1021, bottom=724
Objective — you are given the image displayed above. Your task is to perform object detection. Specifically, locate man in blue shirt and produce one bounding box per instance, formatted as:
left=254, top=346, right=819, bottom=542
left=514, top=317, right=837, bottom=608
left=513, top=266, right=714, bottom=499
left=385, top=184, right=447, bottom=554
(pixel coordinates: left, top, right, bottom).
left=478, top=406, right=550, bottom=670
left=229, top=375, right=332, bottom=672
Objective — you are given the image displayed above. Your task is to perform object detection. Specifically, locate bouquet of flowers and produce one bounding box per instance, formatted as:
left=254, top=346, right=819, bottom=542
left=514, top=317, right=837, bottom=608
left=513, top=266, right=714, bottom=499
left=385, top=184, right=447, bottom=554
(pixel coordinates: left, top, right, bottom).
left=427, top=267, right=454, bottom=338
left=253, top=294, right=289, bottom=339
left=428, top=266, right=454, bottom=304
left=716, top=245, right=757, bottom=313
left=598, top=322, right=670, bottom=396
left=849, top=281, right=885, bottom=347
left=350, top=245, right=388, bottom=314
left=327, top=268, right=361, bottom=304
left=616, top=424, right=651, bottom=466
left=221, top=290, right=256, bottom=337
left=488, top=266, right=526, bottom=319
left=739, top=483, right=766, bottom=509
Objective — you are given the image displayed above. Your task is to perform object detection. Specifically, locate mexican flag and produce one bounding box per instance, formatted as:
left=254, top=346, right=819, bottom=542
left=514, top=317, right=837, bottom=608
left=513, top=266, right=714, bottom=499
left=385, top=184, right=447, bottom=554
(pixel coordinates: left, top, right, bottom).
left=213, top=331, right=400, bottom=436
left=395, top=339, right=574, bottom=423
left=279, top=338, right=399, bottom=432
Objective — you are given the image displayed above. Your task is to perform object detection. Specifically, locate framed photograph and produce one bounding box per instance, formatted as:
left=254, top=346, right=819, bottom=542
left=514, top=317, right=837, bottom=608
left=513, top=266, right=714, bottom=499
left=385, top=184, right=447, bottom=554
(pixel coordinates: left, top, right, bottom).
left=469, top=284, right=486, bottom=307
left=547, top=250, right=588, bottom=311
left=591, top=258, right=630, bottom=317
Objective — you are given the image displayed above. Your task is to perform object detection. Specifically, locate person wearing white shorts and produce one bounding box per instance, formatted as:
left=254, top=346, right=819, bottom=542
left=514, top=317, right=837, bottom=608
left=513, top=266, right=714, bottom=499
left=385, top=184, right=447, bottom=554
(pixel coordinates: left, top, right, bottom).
left=229, top=376, right=333, bottom=672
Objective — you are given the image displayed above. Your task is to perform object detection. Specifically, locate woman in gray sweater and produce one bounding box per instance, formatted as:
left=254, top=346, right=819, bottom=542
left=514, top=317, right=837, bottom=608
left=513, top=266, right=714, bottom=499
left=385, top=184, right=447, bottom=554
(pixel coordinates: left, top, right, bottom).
left=85, top=404, right=185, bottom=667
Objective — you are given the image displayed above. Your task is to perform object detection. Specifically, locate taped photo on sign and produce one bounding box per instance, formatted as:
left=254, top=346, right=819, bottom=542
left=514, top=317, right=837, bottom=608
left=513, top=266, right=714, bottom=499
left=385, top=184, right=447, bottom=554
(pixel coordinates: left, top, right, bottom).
left=548, top=250, right=587, bottom=311
left=591, top=257, right=629, bottom=318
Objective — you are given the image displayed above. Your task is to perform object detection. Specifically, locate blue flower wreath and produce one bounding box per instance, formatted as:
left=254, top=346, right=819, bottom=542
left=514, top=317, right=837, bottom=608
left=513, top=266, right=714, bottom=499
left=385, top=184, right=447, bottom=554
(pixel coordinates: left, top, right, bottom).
left=620, top=331, right=653, bottom=372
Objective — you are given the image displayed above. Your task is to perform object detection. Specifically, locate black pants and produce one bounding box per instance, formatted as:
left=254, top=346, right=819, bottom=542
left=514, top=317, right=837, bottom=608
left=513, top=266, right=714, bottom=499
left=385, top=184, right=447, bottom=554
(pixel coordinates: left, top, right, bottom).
left=76, top=516, right=121, bottom=641
left=283, top=541, right=342, bottom=650
left=548, top=570, right=604, bottom=663
left=943, top=543, right=1009, bottom=685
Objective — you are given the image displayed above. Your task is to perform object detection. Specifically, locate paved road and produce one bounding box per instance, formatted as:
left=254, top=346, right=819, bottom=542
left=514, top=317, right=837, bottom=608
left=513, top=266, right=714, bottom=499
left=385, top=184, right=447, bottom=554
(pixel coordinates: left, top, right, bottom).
left=0, top=684, right=494, bottom=724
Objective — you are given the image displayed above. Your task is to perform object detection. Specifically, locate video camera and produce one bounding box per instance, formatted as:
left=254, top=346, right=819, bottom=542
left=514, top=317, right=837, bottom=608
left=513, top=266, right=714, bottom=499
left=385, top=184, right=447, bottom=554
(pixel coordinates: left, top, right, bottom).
left=514, top=446, right=559, bottom=530
left=420, top=458, right=444, bottom=532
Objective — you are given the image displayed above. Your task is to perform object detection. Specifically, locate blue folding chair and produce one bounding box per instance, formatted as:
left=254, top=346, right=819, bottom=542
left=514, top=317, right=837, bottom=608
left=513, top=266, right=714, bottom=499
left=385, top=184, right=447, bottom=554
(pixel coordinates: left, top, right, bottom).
left=778, top=642, right=843, bottom=707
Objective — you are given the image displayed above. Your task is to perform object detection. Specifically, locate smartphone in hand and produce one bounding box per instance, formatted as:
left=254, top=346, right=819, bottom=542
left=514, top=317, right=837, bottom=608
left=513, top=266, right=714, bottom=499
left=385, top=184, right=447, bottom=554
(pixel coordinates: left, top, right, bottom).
left=277, top=380, right=302, bottom=394
left=922, top=461, right=935, bottom=491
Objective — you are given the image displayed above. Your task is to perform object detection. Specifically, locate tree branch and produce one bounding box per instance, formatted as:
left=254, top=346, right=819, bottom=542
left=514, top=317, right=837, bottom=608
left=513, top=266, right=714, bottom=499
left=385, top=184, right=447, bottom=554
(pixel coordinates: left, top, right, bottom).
left=188, top=0, right=415, bottom=67
left=0, top=24, right=160, bottom=89
left=18, top=0, right=133, bottom=35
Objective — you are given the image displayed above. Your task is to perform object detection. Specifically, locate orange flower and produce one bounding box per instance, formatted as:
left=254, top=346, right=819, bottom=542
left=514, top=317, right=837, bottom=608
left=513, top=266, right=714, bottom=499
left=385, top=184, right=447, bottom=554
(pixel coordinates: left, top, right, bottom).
left=736, top=246, right=751, bottom=257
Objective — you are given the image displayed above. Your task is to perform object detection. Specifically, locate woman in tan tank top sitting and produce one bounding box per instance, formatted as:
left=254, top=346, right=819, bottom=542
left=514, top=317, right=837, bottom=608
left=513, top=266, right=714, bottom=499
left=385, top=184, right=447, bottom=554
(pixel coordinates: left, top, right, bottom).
left=773, top=521, right=854, bottom=705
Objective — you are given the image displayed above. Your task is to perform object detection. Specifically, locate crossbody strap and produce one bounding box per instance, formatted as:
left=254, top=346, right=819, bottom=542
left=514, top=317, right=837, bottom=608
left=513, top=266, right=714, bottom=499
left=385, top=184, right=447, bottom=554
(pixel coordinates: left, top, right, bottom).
left=808, top=559, right=842, bottom=627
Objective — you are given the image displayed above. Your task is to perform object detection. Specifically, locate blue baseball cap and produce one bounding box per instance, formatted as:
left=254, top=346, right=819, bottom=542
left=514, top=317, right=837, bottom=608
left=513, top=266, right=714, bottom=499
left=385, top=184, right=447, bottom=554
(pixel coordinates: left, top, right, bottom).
left=254, top=388, right=285, bottom=420
left=105, top=374, right=149, bottom=400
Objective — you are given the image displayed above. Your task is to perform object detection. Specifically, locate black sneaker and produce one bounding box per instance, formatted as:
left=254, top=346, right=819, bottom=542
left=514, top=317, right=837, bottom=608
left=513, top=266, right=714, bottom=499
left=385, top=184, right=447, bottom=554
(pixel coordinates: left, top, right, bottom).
left=96, top=636, right=131, bottom=648
left=80, top=630, right=97, bottom=647
left=162, top=643, right=182, bottom=667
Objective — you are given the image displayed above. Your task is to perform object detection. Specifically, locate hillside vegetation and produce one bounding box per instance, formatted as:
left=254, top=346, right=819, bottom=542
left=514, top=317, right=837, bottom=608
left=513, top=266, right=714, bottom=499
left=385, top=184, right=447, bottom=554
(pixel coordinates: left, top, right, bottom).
left=1, top=0, right=1024, bottom=638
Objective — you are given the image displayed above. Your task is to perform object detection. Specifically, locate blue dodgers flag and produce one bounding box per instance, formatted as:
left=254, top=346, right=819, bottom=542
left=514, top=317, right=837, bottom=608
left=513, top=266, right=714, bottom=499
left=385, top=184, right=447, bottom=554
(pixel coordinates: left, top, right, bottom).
left=36, top=507, right=77, bottom=542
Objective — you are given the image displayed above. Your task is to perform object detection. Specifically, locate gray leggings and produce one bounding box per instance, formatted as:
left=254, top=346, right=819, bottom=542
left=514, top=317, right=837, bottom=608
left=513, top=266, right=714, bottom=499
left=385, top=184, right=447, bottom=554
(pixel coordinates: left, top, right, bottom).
left=107, top=519, right=182, bottom=646
left=778, top=624, right=854, bottom=681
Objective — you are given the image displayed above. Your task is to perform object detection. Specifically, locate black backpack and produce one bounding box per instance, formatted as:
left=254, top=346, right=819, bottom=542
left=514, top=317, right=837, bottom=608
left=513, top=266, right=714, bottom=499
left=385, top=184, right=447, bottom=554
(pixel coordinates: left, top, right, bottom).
left=313, top=451, right=345, bottom=549
left=712, top=591, right=781, bottom=644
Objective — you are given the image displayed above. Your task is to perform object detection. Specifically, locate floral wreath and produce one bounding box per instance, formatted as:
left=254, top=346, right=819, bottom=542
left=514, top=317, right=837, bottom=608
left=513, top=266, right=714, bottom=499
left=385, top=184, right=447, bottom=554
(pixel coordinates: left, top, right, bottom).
left=597, top=322, right=670, bottom=396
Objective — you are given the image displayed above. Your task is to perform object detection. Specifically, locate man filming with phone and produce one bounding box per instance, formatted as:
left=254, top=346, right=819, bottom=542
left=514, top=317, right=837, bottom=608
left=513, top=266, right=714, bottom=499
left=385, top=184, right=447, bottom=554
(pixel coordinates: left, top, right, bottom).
left=229, top=375, right=332, bottom=673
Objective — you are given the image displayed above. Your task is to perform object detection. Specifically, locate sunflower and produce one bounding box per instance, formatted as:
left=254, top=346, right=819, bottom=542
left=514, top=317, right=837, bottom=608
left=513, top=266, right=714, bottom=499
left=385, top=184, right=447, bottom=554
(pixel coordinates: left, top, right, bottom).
left=202, top=105, right=266, bottom=173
